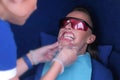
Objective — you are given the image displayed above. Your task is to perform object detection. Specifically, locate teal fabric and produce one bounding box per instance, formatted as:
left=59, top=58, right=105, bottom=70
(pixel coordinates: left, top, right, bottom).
left=42, top=52, right=92, bottom=80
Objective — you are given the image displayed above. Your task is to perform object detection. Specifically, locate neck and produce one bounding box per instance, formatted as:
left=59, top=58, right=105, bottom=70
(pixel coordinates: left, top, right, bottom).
left=78, top=45, right=87, bottom=55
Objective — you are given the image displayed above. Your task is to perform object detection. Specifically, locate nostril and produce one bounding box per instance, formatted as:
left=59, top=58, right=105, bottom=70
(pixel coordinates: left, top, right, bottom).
left=65, top=27, right=72, bottom=30
left=65, top=23, right=72, bottom=29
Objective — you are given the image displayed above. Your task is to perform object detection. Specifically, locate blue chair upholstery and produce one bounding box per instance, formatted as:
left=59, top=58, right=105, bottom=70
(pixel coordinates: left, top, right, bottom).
left=109, top=51, right=120, bottom=80
left=98, top=45, right=112, bottom=66
left=92, top=59, right=113, bottom=80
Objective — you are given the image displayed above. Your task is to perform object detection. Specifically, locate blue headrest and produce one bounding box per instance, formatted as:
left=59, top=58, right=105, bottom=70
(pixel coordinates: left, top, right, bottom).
left=98, top=45, right=112, bottom=66
left=109, top=51, right=120, bottom=79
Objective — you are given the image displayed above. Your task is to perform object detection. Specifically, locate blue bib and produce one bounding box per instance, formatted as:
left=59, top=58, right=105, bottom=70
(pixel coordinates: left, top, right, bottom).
left=42, top=52, right=92, bottom=80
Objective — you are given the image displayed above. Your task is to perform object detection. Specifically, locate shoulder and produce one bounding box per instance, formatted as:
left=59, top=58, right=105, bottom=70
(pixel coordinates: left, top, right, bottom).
left=0, top=19, right=15, bottom=43
left=91, top=59, right=113, bottom=80
left=0, top=20, right=17, bottom=80
left=0, top=19, right=13, bottom=37
left=0, top=19, right=10, bottom=27
left=0, top=19, right=17, bottom=71
left=0, top=20, right=11, bottom=33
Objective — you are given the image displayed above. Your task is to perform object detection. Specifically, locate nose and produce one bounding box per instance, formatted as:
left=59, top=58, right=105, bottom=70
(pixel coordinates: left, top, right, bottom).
left=65, top=23, right=72, bottom=30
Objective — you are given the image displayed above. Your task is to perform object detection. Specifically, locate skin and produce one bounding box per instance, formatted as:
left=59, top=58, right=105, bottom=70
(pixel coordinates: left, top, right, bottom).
left=58, top=11, right=96, bottom=55
left=17, top=42, right=58, bottom=77
left=0, top=0, right=37, bottom=25
left=41, top=10, right=96, bottom=80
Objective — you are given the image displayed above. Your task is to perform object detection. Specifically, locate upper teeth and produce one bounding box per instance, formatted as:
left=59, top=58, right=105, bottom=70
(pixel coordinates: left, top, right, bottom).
left=64, top=34, right=74, bottom=40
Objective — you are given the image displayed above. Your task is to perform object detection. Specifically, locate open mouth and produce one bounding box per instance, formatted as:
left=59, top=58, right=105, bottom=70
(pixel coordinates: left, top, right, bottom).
left=60, top=32, right=75, bottom=41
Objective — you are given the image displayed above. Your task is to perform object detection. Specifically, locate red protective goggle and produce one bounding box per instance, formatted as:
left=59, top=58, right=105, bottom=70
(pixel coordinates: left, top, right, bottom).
left=60, top=17, right=93, bottom=32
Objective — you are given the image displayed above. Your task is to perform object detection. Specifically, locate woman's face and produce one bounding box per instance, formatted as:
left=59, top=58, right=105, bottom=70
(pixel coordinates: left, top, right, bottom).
left=2, top=0, right=37, bottom=25
left=58, top=11, right=95, bottom=52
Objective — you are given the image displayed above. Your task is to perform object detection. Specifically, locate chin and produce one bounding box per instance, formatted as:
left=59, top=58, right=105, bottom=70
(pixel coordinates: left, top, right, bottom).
left=59, top=41, right=72, bottom=47
left=16, top=20, right=26, bottom=26
left=14, top=22, right=25, bottom=26
left=9, top=19, right=26, bottom=26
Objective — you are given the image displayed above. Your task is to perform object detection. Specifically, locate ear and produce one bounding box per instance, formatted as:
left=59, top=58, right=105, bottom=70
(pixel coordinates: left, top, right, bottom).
left=87, top=34, right=96, bottom=44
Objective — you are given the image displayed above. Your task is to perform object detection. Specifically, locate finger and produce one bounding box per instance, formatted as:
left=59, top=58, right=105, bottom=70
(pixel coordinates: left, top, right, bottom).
left=45, top=54, right=54, bottom=61
left=47, top=42, right=58, bottom=49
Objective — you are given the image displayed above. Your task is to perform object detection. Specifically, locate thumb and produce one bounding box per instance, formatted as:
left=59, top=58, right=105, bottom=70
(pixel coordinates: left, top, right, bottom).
left=47, top=42, right=58, bottom=49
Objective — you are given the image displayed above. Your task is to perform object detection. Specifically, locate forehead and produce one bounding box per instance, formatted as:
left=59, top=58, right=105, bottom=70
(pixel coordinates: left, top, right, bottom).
left=66, top=11, right=92, bottom=26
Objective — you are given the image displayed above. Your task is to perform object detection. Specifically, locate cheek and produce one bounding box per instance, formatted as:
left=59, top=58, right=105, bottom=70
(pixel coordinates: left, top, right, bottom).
left=74, top=33, right=88, bottom=45
left=74, top=37, right=87, bottom=50
left=29, top=0, right=37, bottom=12
left=58, top=29, right=64, bottom=39
left=75, top=37, right=85, bottom=45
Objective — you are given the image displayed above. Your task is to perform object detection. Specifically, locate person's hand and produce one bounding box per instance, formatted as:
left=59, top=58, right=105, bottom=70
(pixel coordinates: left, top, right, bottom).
left=56, top=46, right=78, bottom=66
left=10, top=75, right=19, bottom=80
left=52, top=46, right=79, bottom=73
left=28, top=42, right=58, bottom=65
